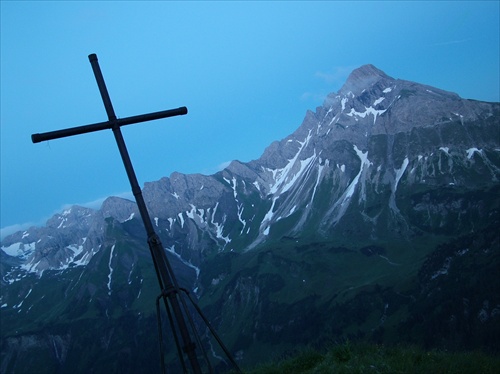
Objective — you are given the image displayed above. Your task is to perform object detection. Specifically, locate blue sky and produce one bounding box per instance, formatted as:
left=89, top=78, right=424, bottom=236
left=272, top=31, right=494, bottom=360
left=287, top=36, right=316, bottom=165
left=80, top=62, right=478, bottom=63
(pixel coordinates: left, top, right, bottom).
left=1, top=1, right=499, bottom=238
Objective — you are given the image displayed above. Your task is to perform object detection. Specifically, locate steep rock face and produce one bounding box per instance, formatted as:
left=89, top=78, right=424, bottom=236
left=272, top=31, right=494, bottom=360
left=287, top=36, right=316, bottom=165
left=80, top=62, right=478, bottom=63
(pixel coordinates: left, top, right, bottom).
left=100, top=196, right=139, bottom=223
left=242, top=65, right=498, bottom=246
left=1, top=64, right=499, bottom=371
left=1, top=206, right=103, bottom=276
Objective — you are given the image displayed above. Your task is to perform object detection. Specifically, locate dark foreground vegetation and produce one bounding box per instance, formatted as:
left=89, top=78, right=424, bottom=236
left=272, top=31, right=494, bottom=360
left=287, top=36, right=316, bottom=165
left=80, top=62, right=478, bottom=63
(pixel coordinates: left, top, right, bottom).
left=243, top=342, right=500, bottom=373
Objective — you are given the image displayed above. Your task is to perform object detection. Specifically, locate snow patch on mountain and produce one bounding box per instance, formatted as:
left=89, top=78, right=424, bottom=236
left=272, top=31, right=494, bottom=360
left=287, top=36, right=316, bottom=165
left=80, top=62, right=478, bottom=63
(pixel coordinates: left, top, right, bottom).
left=343, top=145, right=370, bottom=204
left=346, top=105, right=387, bottom=125
left=310, top=159, right=328, bottom=206
left=322, top=144, right=372, bottom=228
left=394, top=157, right=410, bottom=193
left=439, top=147, right=450, bottom=155
left=167, top=218, right=174, bottom=230
left=211, top=202, right=231, bottom=246
left=186, top=204, right=206, bottom=226
left=388, top=157, right=410, bottom=214
left=237, top=204, right=246, bottom=234
left=1, top=242, right=36, bottom=259
left=107, top=244, right=116, bottom=295
left=178, top=213, right=185, bottom=228
left=466, top=147, right=481, bottom=159
left=166, top=245, right=200, bottom=281
left=124, top=213, right=135, bottom=222
left=262, top=197, right=278, bottom=235
left=266, top=130, right=313, bottom=195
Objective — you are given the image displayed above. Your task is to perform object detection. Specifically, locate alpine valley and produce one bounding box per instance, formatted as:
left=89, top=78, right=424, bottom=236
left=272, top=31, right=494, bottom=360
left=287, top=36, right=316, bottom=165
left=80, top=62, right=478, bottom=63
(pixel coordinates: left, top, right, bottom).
left=1, top=65, right=499, bottom=373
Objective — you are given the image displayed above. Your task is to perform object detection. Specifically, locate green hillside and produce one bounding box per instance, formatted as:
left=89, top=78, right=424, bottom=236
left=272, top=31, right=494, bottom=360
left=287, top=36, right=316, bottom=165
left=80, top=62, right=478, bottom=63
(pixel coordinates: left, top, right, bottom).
left=245, top=342, right=500, bottom=374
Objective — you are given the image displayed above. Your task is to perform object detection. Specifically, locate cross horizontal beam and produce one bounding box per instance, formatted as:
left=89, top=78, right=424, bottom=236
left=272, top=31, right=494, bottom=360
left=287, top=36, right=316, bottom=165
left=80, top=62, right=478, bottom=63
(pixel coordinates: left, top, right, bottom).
left=31, top=106, right=187, bottom=143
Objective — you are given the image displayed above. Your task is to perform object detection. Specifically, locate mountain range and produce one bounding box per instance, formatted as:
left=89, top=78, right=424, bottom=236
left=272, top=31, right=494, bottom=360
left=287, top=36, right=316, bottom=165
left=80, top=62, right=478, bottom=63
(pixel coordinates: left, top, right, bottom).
left=1, top=64, right=499, bottom=373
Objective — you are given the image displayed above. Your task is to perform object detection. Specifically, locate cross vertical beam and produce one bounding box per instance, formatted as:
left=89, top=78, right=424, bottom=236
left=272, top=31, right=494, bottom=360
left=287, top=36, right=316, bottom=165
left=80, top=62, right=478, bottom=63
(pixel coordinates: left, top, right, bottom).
left=87, top=54, right=202, bottom=374
left=32, top=54, right=204, bottom=373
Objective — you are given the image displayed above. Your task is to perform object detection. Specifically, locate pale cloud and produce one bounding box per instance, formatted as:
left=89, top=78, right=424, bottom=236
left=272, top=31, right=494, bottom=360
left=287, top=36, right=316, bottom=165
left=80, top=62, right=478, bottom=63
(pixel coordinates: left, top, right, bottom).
left=200, top=161, right=232, bottom=176
left=301, top=65, right=358, bottom=103
left=217, top=161, right=231, bottom=171
left=431, top=38, right=473, bottom=46
left=1, top=222, right=35, bottom=240
left=301, top=91, right=329, bottom=102
left=59, top=191, right=135, bottom=212
left=315, top=65, right=356, bottom=85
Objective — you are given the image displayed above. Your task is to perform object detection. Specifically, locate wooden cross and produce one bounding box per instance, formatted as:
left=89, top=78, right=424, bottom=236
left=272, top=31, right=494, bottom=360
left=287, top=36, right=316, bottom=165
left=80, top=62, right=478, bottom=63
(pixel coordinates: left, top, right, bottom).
left=32, top=54, right=239, bottom=373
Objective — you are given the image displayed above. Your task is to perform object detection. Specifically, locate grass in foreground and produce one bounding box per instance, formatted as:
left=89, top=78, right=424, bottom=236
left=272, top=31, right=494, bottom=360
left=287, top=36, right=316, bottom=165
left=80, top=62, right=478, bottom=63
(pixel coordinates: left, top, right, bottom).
left=243, top=342, right=500, bottom=373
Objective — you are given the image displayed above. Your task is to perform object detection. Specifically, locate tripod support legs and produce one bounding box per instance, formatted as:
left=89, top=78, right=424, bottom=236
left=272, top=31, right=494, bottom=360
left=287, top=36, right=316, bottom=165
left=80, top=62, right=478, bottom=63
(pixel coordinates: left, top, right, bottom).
left=156, top=285, right=242, bottom=373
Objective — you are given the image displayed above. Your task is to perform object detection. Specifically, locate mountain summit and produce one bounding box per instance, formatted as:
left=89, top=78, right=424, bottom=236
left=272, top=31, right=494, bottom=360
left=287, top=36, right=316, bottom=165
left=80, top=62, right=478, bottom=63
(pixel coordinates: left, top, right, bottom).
left=1, top=65, right=499, bottom=372
left=339, top=64, right=389, bottom=95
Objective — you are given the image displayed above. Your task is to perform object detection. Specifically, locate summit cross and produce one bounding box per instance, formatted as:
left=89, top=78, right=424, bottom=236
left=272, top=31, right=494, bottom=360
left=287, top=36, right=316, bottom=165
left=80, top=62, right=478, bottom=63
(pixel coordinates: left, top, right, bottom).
left=31, top=54, right=240, bottom=374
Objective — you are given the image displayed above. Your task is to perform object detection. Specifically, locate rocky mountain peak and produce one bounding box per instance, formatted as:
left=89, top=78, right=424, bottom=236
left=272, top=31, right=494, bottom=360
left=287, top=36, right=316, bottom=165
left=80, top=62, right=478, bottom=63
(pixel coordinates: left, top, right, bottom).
left=45, top=205, right=96, bottom=230
left=339, top=64, right=391, bottom=95
left=100, top=196, right=138, bottom=223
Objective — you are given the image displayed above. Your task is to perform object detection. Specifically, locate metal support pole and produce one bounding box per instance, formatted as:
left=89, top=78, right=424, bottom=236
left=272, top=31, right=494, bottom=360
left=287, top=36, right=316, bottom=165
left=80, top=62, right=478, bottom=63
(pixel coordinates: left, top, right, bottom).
left=87, top=54, right=202, bottom=374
